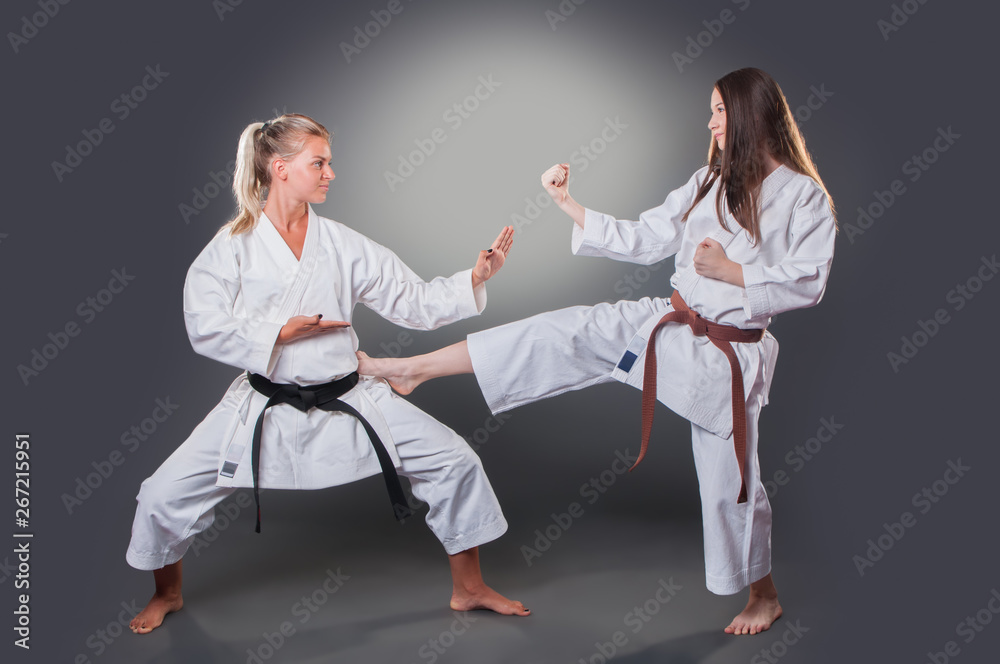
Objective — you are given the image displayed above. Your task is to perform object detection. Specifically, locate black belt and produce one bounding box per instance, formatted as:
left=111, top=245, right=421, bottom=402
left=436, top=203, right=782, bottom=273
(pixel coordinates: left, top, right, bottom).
left=247, top=371, right=411, bottom=532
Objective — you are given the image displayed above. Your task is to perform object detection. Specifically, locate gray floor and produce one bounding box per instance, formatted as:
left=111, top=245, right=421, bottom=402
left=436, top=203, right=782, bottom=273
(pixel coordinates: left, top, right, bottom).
left=73, top=507, right=831, bottom=664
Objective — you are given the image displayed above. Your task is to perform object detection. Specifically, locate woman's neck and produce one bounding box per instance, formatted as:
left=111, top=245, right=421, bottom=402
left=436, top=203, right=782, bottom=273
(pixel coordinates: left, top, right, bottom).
left=262, top=192, right=308, bottom=232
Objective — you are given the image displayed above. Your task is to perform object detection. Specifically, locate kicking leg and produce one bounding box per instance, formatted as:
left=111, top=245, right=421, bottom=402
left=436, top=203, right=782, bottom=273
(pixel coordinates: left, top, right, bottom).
left=357, top=340, right=472, bottom=395
left=448, top=547, right=530, bottom=616
left=130, top=561, right=184, bottom=634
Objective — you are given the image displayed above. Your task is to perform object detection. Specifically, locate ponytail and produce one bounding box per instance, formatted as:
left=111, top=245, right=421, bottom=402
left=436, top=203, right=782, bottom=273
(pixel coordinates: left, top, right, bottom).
left=223, top=113, right=332, bottom=236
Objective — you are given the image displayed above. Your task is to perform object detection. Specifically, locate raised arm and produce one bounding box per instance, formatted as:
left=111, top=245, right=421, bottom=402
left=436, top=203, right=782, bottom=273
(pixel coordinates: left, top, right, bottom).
left=542, top=163, right=707, bottom=266
left=356, top=226, right=513, bottom=330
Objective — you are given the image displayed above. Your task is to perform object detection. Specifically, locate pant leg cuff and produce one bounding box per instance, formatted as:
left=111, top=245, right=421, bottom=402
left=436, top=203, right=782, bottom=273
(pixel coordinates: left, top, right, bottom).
left=705, top=562, right=771, bottom=595
left=440, top=516, right=509, bottom=555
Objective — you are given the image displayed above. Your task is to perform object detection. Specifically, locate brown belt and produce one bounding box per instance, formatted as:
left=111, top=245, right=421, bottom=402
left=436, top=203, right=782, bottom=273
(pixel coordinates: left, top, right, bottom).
left=633, top=291, right=764, bottom=504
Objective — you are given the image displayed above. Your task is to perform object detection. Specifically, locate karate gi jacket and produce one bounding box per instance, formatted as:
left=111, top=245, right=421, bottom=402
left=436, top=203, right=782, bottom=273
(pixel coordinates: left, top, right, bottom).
left=574, top=164, right=837, bottom=439
left=183, top=204, right=486, bottom=490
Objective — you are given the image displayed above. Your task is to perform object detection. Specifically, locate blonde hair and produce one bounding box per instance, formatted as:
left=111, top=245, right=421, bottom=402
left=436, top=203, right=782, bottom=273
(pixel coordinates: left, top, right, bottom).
left=225, top=113, right=331, bottom=235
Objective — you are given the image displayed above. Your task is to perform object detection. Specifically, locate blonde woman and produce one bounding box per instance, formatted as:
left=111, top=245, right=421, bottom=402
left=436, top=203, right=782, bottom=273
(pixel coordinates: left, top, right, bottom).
left=127, top=114, right=527, bottom=634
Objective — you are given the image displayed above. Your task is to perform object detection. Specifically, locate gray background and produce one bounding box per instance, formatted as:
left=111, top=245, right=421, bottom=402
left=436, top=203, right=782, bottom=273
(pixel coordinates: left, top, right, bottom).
left=3, top=0, right=998, bottom=662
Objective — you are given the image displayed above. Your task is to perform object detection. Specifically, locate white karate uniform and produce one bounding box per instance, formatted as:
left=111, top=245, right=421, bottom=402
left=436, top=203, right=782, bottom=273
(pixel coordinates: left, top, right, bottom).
left=468, top=164, right=836, bottom=594
left=127, top=205, right=507, bottom=570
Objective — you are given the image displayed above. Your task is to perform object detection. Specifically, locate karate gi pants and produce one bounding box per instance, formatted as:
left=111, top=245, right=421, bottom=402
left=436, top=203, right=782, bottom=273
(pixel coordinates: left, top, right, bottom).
left=126, top=379, right=508, bottom=570
left=467, top=297, right=772, bottom=595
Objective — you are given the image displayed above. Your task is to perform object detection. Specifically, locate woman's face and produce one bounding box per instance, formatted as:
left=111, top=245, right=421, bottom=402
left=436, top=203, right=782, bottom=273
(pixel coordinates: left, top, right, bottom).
left=707, top=87, right=726, bottom=151
left=275, top=135, right=335, bottom=204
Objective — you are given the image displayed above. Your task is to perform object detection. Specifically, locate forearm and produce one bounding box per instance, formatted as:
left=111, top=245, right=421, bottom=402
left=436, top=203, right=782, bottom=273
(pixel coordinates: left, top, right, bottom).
left=723, top=261, right=746, bottom=288
left=558, top=195, right=586, bottom=229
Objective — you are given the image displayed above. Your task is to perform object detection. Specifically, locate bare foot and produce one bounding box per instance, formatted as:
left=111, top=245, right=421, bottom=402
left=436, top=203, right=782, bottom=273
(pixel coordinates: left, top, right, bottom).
left=450, top=583, right=531, bottom=616
left=130, top=592, right=183, bottom=634
left=724, top=593, right=782, bottom=635
left=356, top=351, right=422, bottom=395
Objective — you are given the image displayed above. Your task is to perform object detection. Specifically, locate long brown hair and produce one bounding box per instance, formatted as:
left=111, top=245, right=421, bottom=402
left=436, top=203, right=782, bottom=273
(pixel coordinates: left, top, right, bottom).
left=225, top=113, right=331, bottom=236
left=682, top=68, right=835, bottom=243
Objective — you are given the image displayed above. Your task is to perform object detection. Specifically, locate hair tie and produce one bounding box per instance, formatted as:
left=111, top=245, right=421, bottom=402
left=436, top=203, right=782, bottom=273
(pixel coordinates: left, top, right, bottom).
left=260, top=120, right=272, bottom=132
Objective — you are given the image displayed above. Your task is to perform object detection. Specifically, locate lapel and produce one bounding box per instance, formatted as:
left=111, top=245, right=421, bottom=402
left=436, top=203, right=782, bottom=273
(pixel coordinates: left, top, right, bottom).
left=255, top=204, right=320, bottom=321
left=707, top=164, right=795, bottom=249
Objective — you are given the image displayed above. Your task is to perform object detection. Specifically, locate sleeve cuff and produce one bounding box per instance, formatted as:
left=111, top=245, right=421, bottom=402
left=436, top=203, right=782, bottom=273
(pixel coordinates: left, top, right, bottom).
left=251, top=321, right=285, bottom=376
left=571, top=209, right=606, bottom=256
left=741, top=264, right=771, bottom=320
left=454, top=268, right=486, bottom=318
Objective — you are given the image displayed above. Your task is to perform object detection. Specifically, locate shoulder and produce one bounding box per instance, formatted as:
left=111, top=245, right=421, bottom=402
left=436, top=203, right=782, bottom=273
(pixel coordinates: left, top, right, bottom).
left=191, top=224, right=243, bottom=269
left=782, top=168, right=832, bottom=212
left=313, top=213, right=387, bottom=256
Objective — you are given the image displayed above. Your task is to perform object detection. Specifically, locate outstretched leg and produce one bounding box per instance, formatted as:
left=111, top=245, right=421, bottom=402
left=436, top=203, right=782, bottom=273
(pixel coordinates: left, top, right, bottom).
left=724, top=573, right=782, bottom=635
left=357, top=340, right=472, bottom=395
left=448, top=547, right=530, bottom=616
left=130, top=561, right=184, bottom=634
